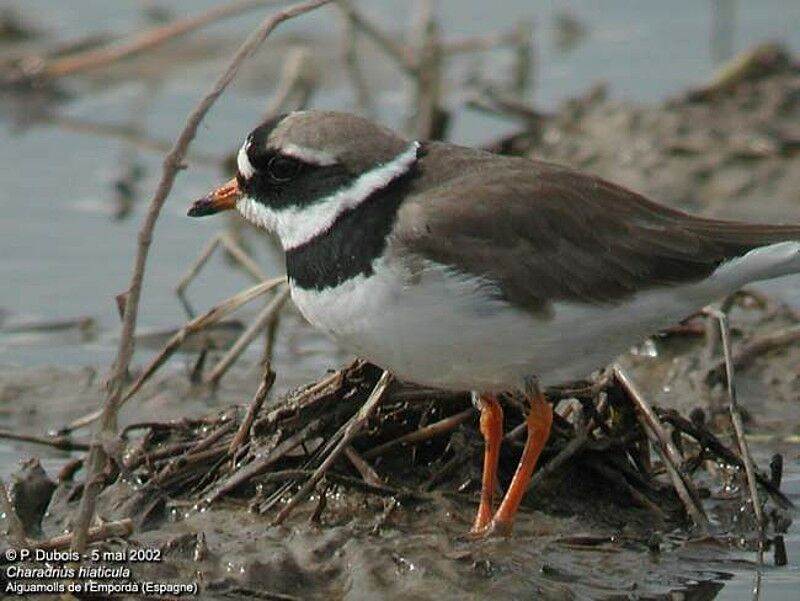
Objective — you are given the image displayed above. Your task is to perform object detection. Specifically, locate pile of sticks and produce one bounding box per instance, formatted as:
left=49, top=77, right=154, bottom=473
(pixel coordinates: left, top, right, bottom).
left=81, top=358, right=792, bottom=539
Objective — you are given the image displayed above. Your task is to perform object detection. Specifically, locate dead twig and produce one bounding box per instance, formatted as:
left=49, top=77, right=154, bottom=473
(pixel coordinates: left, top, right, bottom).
left=585, top=458, right=669, bottom=520
left=336, top=1, right=417, bottom=75
left=70, top=0, right=334, bottom=554
left=208, top=418, right=323, bottom=502
left=705, top=308, right=765, bottom=558
left=273, top=370, right=393, bottom=524
left=38, top=518, right=133, bottom=551
left=263, top=46, right=317, bottom=119
left=205, top=285, right=290, bottom=386
left=363, top=407, right=474, bottom=459
left=528, top=399, right=602, bottom=491
left=127, top=277, right=285, bottom=401
left=409, top=2, right=445, bottom=140
left=0, top=429, right=90, bottom=452
left=614, top=366, right=710, bottom=533
left=39, top=0, right=286, bottom=79
left=176, top=231, right=268, bottom=318
left=658, top=409, right=792, bottom=508
left=254, top=367, right=347, bottom=431
left=344, top=446, right=384, bottom=487
left=337, top=9, right=374, bottom=117
left=229, top=369, right=276, bottom=456
left=709, top=324, right=800, bottom=384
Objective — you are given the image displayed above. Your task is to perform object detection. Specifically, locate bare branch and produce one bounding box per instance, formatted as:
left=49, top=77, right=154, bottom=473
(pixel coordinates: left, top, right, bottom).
left=614, top=365, right=710, bottom=533
left=704, top=308, right=765, bottom=559
left=273, top=370, right=392, bottom=524
left=40, top=0, right=287, bottom=79
left=70, top=0, right=333, bottom=554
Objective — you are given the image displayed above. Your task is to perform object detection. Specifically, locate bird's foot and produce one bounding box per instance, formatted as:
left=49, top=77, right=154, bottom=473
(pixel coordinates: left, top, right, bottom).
left=468, top=518, right=512, bottom=539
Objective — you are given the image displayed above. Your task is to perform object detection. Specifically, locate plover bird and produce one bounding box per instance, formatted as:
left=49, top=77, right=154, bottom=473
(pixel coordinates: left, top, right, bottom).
left=189, top=111, right=800, bottom=536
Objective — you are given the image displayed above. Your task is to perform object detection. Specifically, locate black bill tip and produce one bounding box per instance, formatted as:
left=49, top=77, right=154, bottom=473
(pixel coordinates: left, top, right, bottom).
left=187, top=198, right=217, bottom=217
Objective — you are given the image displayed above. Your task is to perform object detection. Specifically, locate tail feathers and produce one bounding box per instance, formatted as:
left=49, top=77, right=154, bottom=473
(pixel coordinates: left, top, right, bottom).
left=714, top=241, right=800, bottom=289
left=690, top=219, right=800, bottom=250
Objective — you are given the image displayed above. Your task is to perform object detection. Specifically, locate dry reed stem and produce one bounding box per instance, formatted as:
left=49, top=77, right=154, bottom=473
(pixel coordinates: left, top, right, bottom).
left=208, top=418, right=324, bottom=502
left=719, top=323, right=800, bottom=375
left=337, top=9, right=375, bottom=117
left=70, top=0, right=333, bottom=554
left=229, top=369, right=276, bottom=456
left=39, top=519, right=133, bottom=551
left=705, top=308, right=765, bottom=558
left=614, top=366, right=711, bottom=533
left=124, top=276, right=284, bottom=403
left=0, top=429, right=90, bottom=452
left=42, top=0, right=286, bottom=78
left=205, top=285, right=290, bottom=386
left=412, top=7, right=443, bottom=140
left=273, top=370, right=392, bottom=524
left=336, top=1, right=417, bottom=75
left=263, top=46, right=317, bottom=119
left=176, top=231, right=268, bottom=317
left=363, top=407, right=474, bottom=459
left=39, top=114, right=218, bottom=164
left=344, top=446, right=384, bottom=487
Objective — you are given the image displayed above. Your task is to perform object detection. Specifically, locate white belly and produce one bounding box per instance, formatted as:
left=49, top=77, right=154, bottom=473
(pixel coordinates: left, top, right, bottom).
left=289, top=244, right=800, bottom=392
left=292, top=260, right=673, bottom=391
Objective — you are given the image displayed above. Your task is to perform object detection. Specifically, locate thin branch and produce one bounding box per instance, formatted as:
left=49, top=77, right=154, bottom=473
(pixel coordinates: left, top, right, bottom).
left=229, top=368, right=276, bottom=456
left=70, top=0, right=334, bottom=554
left=709, top=324, right=800, bottom=382
left=528, top=394, right=609, bottom=491
left=337, top=9, right=375, bottom=117
left=614, top=366, right=710, bottom=533
left=336, top=0, right=417, bottom=75
left=40, top=0, right=286, bottom=79
left=37, top=114, right=221, bottom=166
left=0, top=429, right=90, bottom=452
left=39, top=519, right=133, bottom=551
left=262, top=46, right=317, bottom=119
left=205, top=285, right=290, bottom=386
left=208, top=418, right=324, bottom=502
left=344, top=446, right=384, bottom=487
left=176, top=231, right=268, bottom=317
left=705, top=308, right=765, bottom=557
left=363, top=407, right=473, bottom=458
left=129, top=278, right=283, bottom=400
left=273, top=370, right=392, bottom=524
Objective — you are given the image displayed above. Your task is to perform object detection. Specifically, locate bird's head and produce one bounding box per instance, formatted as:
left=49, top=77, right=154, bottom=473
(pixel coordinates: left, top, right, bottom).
left=188, top=111, right=419, bottom=250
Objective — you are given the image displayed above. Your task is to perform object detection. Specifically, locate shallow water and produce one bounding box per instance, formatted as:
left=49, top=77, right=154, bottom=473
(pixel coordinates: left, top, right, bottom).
left=2, top=1, right=800, bottom=598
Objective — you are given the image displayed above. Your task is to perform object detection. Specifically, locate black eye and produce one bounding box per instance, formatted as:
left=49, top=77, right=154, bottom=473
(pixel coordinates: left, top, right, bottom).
left=267, top=155, right=301, bottom=182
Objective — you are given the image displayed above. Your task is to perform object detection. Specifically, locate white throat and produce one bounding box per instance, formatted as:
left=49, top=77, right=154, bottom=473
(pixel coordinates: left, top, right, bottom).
left=236, top=141, right=420, bottom=250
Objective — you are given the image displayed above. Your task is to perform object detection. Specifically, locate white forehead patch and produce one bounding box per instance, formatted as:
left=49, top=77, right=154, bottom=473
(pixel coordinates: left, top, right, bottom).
left=237, top=139, right=255, bottom=179
left=282, top=143, right=337, bottom=166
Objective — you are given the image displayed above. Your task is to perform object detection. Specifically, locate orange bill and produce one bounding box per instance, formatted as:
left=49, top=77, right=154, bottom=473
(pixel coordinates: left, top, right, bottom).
left=187, top=177, right=241, bottom=217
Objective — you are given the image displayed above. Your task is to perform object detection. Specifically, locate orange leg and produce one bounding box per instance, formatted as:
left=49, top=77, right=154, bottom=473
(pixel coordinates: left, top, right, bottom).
left=488, top=384, right=553, bottom=536
left=470, top=393, right=503, bottom=534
